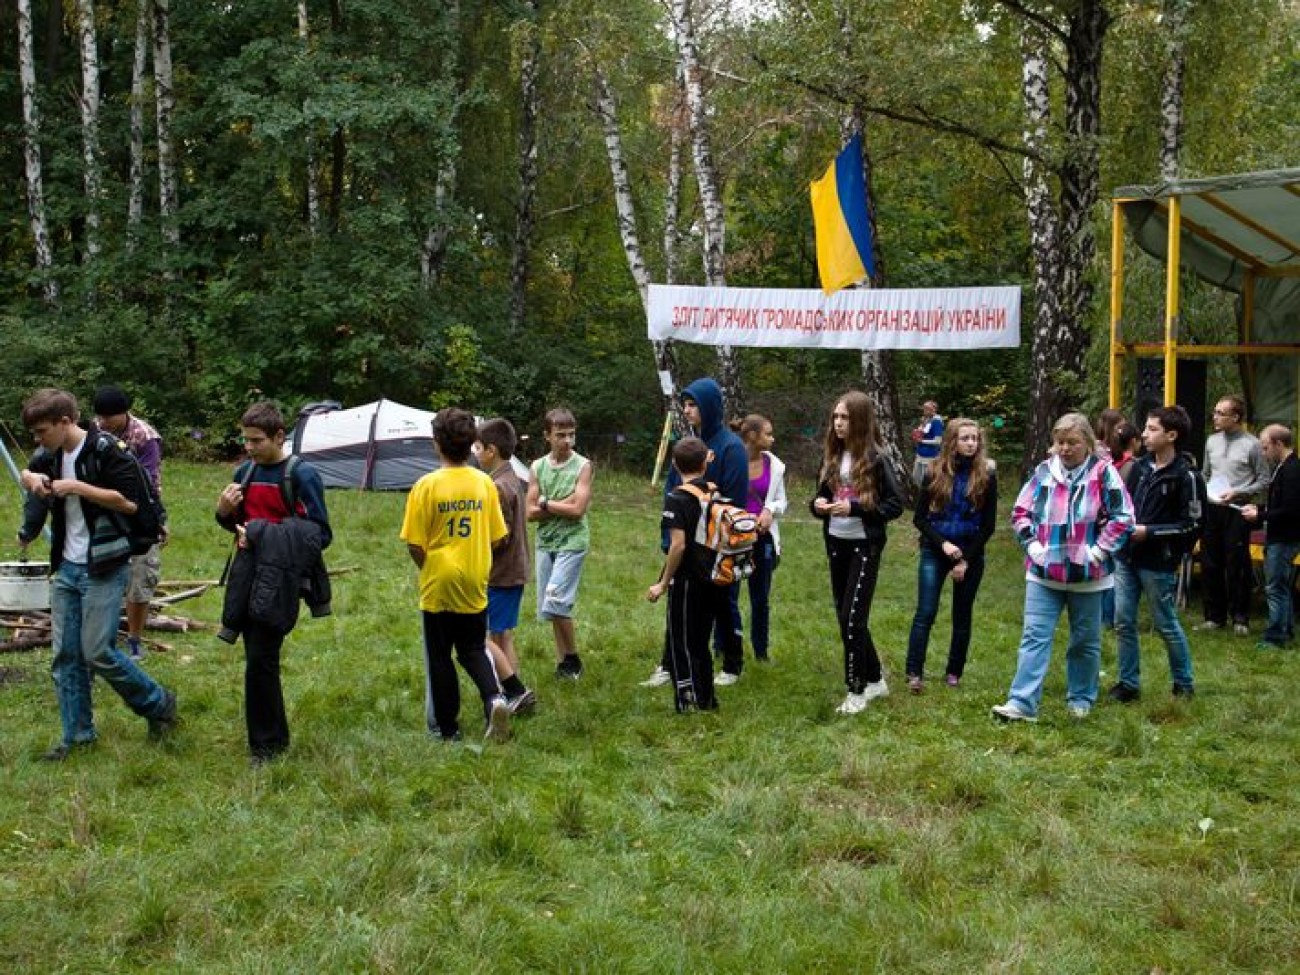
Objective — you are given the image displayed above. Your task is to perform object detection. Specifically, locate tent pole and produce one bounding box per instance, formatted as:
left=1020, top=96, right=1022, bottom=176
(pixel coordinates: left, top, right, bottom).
left=1242, top=270, right=1257, bottom=416
left=1164, top=195, right=1182, bottom=405
left=1108, top=201, right=1126, bottom=410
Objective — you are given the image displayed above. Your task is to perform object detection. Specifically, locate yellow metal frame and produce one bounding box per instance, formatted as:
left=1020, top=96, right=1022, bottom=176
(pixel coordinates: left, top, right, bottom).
left=1108, top=192, right=1300, bottom=416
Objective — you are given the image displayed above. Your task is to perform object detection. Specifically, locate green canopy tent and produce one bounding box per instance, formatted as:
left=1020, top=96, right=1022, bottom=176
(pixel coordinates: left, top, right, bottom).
left=1108, top=168, right=1300, bottom=426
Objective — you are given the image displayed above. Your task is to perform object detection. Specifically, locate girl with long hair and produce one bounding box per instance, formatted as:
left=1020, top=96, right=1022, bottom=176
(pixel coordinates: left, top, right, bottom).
left=811, top=391, right=904, bottom=714
left=905, top=419, right=998, bottom=692
left=739, top=414, right=787, bottom=662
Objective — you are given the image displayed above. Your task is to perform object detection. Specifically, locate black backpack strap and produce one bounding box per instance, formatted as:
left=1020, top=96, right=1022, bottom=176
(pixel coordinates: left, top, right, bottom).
left=282, top=454, right=302, bottom=517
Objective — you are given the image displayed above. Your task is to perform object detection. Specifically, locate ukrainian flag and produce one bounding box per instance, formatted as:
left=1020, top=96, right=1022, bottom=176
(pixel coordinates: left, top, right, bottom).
left=810, top=134, right=876, bottom=294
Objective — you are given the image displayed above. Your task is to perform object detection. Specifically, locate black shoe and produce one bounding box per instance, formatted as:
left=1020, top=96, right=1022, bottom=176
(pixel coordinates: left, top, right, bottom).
left=1107, top=682, right=1141, bottom=703
left=1171, top=683, right=1195, bottom=699
left=506, top=688, right=538, bottom=714
left=555, top=655, right=583, bottom=680
left=147, top=689, right=179, bottom=742
left=39, top=740, right=94, bottom=762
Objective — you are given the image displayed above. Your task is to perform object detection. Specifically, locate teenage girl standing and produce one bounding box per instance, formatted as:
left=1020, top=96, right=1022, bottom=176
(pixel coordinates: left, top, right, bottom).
left=811, top=392, right=904, bottom=715
left=739, top=415, right=787, bottom=662
left=905, top=419, right=998, bottom=692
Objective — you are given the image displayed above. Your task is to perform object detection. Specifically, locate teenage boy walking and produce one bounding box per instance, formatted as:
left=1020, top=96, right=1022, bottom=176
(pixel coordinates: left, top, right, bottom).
left=527, top=408, right=594, bottom=680
left=216, top=402, right=332, bottom=763
left=647, top=437, right=721, bottom=712
left=1108, top=406, right=1205, bottom=703
left=19, top=388, right=178, bottom=761
left=477, top=418, right=535, bottom=712
left=401, top=408, right=511, bottom=742
left=93, top=385, right=165, bottom=659
left=1242, top=425, right=1300, bottom=650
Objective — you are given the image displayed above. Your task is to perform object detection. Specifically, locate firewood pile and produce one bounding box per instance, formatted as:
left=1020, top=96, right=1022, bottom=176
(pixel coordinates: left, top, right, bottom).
left=0, top=582, right=212, bottom=654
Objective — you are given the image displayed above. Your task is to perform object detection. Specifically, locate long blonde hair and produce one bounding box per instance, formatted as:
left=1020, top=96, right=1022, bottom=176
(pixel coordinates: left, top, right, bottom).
left=927, top=418, right=991, bottom=511
left=821, top=391, right=882, bottom=509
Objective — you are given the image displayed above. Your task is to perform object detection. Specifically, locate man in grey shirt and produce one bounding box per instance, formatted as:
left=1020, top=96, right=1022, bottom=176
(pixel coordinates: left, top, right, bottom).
left=1199, top=394, right=1269, bottom=635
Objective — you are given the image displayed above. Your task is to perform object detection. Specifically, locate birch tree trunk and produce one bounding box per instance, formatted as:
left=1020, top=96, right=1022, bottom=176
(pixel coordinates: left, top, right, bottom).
left=127, top=0, right=151, bottom=243
left=672, top=0, right=741, bottom=415
left=18, top=0, right=57, bottom=303
left=421, top=0, right=459, bottom=288
left=593, top=65, right=680, bottom=421
left=327, top=0, right=346, bottom=233
left=152, top=0, right=180, bottom=247
left=1159, top=0, right=1189, bottom=180
left=298, top=1, right=321, bottom=236
left=663, top=70, right=685, bottom=289
left=509, top=0, right=541, bottom=334
left=76, top=0, right=103, bottom=261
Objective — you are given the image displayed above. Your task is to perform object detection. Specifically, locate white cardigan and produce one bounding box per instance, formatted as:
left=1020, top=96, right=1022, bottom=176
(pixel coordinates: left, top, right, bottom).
left=754, top=451, right=788, bottom=555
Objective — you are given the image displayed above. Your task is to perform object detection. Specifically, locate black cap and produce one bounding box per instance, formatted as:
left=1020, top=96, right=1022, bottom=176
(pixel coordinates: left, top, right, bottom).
left=92, top=385, right=132, bottom=416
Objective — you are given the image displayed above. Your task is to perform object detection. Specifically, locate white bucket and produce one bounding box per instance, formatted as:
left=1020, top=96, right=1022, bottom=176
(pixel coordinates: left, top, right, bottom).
left=0, top=562, right=51, bottom=612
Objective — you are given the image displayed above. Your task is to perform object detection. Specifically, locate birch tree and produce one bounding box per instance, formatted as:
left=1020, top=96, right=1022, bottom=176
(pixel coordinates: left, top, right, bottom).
left=420, top=0, right=460, bottom=288
left=672, top=0, right=742, bottom=414
left=1158, top=0, right=1190, bottom=180
left=127, top=0, right=151, bottom=242
left=299, top=1, right=322, bottom=236
left=17, top=0, right=57, bottom=303
left=152, top=0, right=180, bottom=247
left=76, top=0, right=104, bottom=260
left=509, top=0, right=541, bottom=333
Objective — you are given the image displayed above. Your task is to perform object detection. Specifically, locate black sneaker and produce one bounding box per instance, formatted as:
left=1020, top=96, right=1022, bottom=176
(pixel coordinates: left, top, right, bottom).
left=1171, top=683, right=1195, bottom=699
left=39, top=740, right=95, bottom=762
left=555, top=655, right=583, bottom=680
left=1107, top=682, right=1141, bottom=704
left=507, top=688, right=538, bottom=714
left=147, top=689, right=179, bottom=742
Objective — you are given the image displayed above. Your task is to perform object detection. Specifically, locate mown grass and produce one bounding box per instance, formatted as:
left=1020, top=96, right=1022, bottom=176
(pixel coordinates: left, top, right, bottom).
left=2, top=463, right=1298, bottom=973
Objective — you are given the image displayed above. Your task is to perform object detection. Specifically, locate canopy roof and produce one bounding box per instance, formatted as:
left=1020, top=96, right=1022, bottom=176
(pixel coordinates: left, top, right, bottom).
left=1115, top=168, right=1300, bottom=291
left=1111, top=168, right=1300, bottom=426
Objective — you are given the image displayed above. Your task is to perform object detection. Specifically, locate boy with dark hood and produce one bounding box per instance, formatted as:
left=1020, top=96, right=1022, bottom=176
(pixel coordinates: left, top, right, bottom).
left=642, top=377, right=750, bottom=687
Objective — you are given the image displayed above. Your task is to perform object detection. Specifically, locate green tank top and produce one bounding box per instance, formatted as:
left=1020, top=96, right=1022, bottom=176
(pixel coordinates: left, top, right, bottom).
left=532, top=452, right=590, bottom=552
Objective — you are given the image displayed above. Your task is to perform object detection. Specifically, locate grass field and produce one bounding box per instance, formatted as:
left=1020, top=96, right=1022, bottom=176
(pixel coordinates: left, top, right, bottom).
left=2, top=463, right=1298, bottom=973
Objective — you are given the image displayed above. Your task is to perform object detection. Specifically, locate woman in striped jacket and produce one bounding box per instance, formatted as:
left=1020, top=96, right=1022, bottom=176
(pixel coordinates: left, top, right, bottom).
left=992, top=413, right=1135, bottom=723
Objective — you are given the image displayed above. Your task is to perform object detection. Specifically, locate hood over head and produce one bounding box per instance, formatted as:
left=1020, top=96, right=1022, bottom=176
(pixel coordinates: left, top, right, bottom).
left=681, top=377, right=725, bottom=439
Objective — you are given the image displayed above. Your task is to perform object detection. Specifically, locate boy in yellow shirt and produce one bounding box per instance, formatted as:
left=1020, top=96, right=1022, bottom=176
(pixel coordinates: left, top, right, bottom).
left=400, top=407, right=511, bottom=742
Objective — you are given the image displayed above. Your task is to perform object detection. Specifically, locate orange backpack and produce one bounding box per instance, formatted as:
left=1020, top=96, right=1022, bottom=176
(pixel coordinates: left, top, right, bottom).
left=679, top=482, right=759, bottom=585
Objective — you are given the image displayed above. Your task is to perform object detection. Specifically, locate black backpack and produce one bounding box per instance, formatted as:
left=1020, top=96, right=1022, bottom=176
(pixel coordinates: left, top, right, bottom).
left=82, top=431, right=167, bottom=556
left=237, top=454, right=302, bottom=519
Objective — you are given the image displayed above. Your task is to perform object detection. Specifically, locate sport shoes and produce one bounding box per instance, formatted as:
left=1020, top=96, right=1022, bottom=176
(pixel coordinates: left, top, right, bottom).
left=945, top=674, right=960, bottom=688
left=555, top=656, right=583, bottom=680
left=147, top=689, right=179, bottom=742
left=1067, top=705, right=1090, bottom=720
left=835, top=692, right=868, bottom=715
left=1195, top=620, right=1222, bottom=631
left=485, top=696, right=511, bottom=742
left=1233, top=622, right=1250, bottom=637
left=714, top=671, right=740, bottom=687
left=640, top=665, right=672, bottom=688
left=907, top=675, right=923, bottom=695
left=862, top=680, right=889, bottom=702
left=506, top=688, right=538, bottom=714
left=127, top=636, right=145, bottom=660
left=39, top=739, right=95, bottom=762
left=1171, top=683, right=1195, bottom=698
left=991, top=701, right=1037, bottom=723
left=1107, top=682, right=1141, bottom=703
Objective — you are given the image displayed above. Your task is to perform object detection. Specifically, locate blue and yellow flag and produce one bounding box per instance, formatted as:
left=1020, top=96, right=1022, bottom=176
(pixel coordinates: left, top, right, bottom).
left=810, top=134, right=876, bottom=294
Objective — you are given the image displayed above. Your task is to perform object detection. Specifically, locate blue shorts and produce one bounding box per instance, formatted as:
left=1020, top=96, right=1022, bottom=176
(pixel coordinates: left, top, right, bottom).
left=487, top=585, right=524, bottom=634
left=536, top=549, right=587, bottom=620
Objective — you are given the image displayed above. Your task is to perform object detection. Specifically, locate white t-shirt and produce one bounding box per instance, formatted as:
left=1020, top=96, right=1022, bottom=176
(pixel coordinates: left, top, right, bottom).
left=829, top=452, right=867, bottom=540
left=60, top=437, right=90, bottom=564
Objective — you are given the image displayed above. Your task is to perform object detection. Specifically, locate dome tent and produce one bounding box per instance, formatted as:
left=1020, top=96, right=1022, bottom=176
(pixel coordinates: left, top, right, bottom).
left=290, top=399, right=528, bottom=490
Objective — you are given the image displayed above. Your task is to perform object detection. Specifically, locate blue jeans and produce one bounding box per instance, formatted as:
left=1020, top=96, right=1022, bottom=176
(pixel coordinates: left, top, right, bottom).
left=1262, top=541, right=1300, bottom=644
left=1005, top=582, right=1103, bottom=716
left=1114, top=561, right=1194, bottom=690
left=905, top=547, right=985, bottom=679
left=50, top=561, right=169, bottom=746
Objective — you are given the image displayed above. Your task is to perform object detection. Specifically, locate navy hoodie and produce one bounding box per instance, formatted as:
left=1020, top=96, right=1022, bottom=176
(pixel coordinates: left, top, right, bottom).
left=662, top=378, right=749, bottom=546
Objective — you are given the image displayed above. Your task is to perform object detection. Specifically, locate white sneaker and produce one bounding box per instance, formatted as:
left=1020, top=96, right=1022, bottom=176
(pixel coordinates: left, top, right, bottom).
left=1067, top=705, right=1090, bottom=720
left=640, top=666, right=671, bottom=688
left=862, top=680, right=889, bottom=701
left=1233, top=623, right=1250, bottom=637
left=714, top=671, right=739, bottom=687
left=485, top=696, right=512, bottom=742
left=991, top=701, right=1037, bottom=723
left=835, top=692, right=868, bottom=715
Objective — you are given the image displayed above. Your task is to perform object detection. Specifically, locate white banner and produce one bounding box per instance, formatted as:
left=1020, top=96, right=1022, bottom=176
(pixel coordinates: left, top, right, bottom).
left=647, top=284, right=1020, bottom=351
